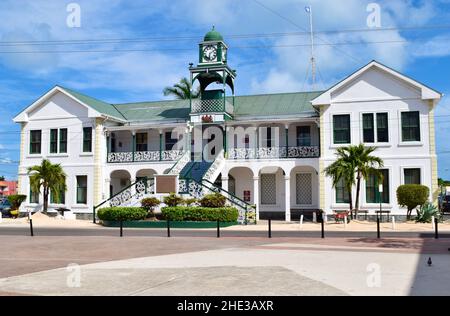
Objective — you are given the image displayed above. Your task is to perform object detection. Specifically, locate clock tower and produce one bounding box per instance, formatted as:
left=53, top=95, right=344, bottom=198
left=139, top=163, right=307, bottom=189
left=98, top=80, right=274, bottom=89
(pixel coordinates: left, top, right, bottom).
left=198, top=26, right=228, bottom=66
left=189, top=27, right=236, bottom=123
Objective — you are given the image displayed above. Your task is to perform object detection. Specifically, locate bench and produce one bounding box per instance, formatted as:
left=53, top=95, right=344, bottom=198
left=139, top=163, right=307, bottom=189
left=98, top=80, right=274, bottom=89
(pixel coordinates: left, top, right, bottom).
left=333, top=210, right=350, bottom=224
left=375, top=210, right=391, bottom=222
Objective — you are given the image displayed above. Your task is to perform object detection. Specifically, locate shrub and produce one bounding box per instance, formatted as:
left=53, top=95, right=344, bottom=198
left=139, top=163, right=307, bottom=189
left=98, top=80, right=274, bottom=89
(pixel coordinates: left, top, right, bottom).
left=184, top=198, right=198, bottom=207
left=7, top=194, right=27, bottom=211
left=163, top=193, right=184, bottom=207
left=161, top=206, right=239, bottom=222
left=396, top=184, right=429, bottom=219
left=97, top=207, right=147, bottom=221
left=199, top=192, right=226, bottom=208
left=416, top=202, right=440, bottom=223
left=141, top=197, right=161, bottom=216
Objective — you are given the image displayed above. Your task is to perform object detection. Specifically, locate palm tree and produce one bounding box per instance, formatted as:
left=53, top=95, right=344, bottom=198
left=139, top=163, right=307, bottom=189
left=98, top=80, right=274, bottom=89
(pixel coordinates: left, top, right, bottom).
left=163, top=77, right=200, bottom=100
left=324, top=144, right=383, bottom=212
left=324, top=150, right=356, bottom=211
left=28, top=159, right=66, bottom=213
left=351, top=144, right=384, bottom=211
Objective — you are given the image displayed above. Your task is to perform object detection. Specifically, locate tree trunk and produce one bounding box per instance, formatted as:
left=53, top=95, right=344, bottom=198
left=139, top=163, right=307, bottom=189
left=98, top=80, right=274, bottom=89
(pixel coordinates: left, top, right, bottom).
left=355, top=172, right=361, bottom=211
left=43, top=186, right=49, bottom=214
left=349, top=191, right=353, bottom=213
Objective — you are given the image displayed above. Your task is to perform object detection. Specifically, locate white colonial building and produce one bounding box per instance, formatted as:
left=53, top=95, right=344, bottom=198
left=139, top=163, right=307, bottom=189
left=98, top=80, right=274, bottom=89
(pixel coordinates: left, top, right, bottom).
left=13, top=29, right=442, bottom=222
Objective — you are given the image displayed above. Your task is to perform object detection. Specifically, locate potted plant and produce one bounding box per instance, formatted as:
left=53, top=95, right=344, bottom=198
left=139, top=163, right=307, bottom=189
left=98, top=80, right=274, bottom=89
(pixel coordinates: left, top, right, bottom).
left=7, top=194, right=27, bottom=219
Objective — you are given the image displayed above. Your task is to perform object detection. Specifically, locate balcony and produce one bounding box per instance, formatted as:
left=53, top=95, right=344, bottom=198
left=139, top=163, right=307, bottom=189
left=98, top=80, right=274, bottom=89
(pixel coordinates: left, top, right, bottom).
left=227, top=146, right=320, bottom=160
left=191, top=98, right=233, bottom=115
left=107, top=150, right=184, bottom=163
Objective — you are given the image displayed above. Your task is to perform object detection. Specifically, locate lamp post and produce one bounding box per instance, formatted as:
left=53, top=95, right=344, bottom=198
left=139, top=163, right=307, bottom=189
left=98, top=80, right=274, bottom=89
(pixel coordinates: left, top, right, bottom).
left=378, top=183, right=383, bottom=222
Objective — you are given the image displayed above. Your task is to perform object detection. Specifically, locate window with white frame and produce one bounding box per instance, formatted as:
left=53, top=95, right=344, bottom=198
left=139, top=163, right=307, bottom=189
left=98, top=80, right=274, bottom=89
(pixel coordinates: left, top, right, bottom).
left=401, top=111, right=420, bottom=142
left=333, top=115, right=350, bottom=144
left=362, top=112, right=389, bottom=144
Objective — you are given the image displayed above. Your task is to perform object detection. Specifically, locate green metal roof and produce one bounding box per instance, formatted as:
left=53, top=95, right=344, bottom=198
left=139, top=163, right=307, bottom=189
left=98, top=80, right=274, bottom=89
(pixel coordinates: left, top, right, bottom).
left=113, top=100, right=190, bottom=122
left=58, top=86, right=321, bottom=122
left=233, top=91, right=322, bottom=118
left=58, top=86, right=126, bottom=121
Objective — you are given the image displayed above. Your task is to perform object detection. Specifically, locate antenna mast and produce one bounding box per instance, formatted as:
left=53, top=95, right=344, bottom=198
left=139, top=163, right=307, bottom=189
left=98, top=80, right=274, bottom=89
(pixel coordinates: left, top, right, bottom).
left=306, top=5, right=316, bottom=90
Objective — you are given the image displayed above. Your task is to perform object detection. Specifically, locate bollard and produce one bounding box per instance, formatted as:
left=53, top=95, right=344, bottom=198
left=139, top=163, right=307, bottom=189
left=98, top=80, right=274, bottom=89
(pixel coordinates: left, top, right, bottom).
left=28, top=211, right=34, bottom=237
left=167, top=219, right=171, bottom=238
left=392, top=216, right=396, bottom=230
left=321, top=218, right=325, bottom=239
left=268, top=219, right=272, bottom=238
left=313, top=212, right=317, bottom=223
left=0, top=212, right=2, bottom=223
left=377, top=217, right=381, bottom=239
left=217, top=220, right=220, bottom=238
left=344, top=216, right=348, bottom=228
left=120, top=220, right=123, bottom=237
left=431, top=216, right=435, bottom=230
left=435, top=217, right=439, bottom=239
left=299, top=214, right=304, bottom=229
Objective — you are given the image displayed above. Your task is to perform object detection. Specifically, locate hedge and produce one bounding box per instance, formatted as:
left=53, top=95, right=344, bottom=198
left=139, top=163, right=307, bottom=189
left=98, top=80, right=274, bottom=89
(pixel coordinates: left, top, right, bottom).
left=199, top=193, right=226, bottom=208
left=161, top=206, right=239, bottom=222
left=396, top=184, right=429, bottom=218
left=97, top=207, right=147, bottom=221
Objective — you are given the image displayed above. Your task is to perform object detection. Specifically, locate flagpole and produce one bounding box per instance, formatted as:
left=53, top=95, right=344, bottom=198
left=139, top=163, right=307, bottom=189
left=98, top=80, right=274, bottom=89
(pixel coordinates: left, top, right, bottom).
left=306, top=5, right=316, bottom=90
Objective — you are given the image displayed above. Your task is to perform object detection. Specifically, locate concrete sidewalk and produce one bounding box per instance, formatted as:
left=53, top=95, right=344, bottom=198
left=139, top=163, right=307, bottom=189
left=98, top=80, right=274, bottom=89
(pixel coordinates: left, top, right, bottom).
left=1, top=239, right=449, bottom=296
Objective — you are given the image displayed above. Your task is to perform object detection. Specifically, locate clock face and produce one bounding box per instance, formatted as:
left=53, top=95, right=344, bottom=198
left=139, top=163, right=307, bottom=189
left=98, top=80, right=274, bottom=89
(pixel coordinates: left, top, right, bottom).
left=203, top=45, right=217, bottom=62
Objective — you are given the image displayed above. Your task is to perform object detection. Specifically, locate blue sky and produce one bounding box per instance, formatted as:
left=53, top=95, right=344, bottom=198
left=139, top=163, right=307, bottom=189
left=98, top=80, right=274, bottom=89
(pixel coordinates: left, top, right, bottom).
left=1, top=0, right=450, bottom=180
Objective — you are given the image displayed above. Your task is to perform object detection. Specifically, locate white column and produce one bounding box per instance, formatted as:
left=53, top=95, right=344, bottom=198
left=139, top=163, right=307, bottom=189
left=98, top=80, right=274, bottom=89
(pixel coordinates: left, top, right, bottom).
left=104, top=178, right=111, bottom=199
left=222, top=176, right=229, bottom=192
left=285, top=175, right=291, bottom=222
left=253, top=176, right=260, bottom=221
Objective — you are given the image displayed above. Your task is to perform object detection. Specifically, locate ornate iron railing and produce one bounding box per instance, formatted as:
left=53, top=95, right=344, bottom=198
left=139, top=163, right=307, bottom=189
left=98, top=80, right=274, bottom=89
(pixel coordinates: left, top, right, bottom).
left=166, top=150, right=191, bottom=175
left=191, top=99, right=234, bottom=114
left=108, top=152, right=133, bottom=163
left=178, top=177, right=256, bottom=225
left=202, top=179, right=256, bottom=225
left=227, top=146, right=320, bottom=159
left=203, top=150, right=225, bottom=182
left=93, top=177, right=154, bottom=223
left=107, top=150, right=185, bottom=163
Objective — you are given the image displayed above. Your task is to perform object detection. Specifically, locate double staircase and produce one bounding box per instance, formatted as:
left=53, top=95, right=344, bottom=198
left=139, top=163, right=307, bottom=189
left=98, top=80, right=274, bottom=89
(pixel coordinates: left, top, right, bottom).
left=93, top=150, right=256, bottom=224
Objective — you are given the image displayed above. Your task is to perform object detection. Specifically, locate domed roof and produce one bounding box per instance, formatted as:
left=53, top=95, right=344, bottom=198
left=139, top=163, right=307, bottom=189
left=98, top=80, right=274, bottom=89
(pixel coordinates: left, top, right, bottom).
left=204, top=26, right=223, bottom=42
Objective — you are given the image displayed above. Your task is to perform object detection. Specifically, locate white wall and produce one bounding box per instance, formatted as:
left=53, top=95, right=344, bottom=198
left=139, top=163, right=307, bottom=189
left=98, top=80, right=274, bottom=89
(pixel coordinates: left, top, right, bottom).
left=321, top=67, right=435, bottom=215
left=18, top=92, right=97, bottom=214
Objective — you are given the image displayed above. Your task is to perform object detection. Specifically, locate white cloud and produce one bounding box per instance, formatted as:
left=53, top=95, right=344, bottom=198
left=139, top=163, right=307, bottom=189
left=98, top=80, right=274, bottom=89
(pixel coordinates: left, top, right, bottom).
left=0, top=157, right=13, bottom=164
left=412, top=35, right=450, bottom=58
left=0, top=144, right=4, bottom=150
left=0, top=0, right=446, bottom=99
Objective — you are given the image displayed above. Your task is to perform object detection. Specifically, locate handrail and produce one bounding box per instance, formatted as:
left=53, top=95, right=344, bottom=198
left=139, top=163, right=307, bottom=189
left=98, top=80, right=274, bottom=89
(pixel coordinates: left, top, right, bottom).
left=181, top=161, right=196, bottom=178
left=181, top=177, right=242, bottom=209
left=203, top=149, right=224, bottom=182
left=92, top=177, right=151, bottom=223
left=166, top=150, right=191, bottom=175
left=201, top=178, right=251, bottom=209
left=181, top=177, right=256, bottom=224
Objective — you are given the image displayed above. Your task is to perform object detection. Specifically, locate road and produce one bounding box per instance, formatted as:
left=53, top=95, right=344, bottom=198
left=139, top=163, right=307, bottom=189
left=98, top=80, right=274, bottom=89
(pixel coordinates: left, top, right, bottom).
left=0, top=226, right=448, bottom=238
